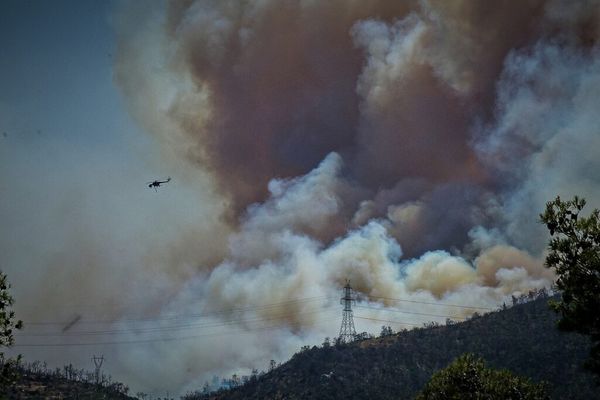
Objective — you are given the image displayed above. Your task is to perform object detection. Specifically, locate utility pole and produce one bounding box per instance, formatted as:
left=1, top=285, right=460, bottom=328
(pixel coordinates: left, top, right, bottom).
left=338, top=280, right=357, bottom=343
left=92, top=355, right=104, bottom=384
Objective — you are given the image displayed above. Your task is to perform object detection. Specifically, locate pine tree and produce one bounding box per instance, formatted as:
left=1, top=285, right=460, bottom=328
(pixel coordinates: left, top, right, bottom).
left=416, top=353, right=548, bottom=400
left=0, top=270, right=23, bottom=388
left=540, top=196, right=600, bottom=376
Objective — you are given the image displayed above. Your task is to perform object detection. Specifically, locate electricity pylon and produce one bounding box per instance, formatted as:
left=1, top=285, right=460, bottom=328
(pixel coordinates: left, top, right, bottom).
left=92, top=355, right=104, bottom=384
left=338, top=281, right=357, bottom=343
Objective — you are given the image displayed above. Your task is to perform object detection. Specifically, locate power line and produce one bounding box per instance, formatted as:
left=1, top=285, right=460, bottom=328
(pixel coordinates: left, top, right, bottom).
left=16, top=308, right=339, bottom=337
left=354, top=305, right=466, bottom=320
left=13, top=316, right=339, bottom=348
left=364, top=294, right=493, bottom=310
left=15, top=296, right=491, bottom=347
left=17, top=301, right=491, bottom=340
left=16, top=307, right=515, bottom=348
left=23, top=295, right=334, bottom=326
left=21, top=295, right=493, bottom=327
left=13, top=324, right=296, bottom=347
left=14, top=292, right=496, bottom=352
left=354, top=315, right=425, bottom=327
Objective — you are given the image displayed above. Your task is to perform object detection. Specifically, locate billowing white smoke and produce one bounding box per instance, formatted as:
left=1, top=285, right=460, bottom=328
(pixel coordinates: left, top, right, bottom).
left=111, top=153, right=552, bottom=393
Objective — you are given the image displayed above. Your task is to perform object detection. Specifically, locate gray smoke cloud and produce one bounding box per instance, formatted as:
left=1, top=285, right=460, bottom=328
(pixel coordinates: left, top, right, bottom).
left=106, top=153, right=552, bottom=392
left=7, top=0, right=600, bottom=395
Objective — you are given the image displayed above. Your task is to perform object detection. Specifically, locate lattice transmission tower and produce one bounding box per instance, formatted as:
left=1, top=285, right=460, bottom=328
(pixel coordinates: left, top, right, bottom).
left=338, top=281, right=356, bottom=343
left=92, top=355, right=104, bottom=384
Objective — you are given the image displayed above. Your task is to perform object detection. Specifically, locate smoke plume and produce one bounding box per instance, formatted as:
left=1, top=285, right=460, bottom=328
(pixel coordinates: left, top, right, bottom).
left=7, top=0, right=600, bottom=395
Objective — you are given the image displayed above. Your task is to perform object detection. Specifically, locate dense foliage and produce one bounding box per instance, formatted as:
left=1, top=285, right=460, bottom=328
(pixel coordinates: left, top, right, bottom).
left=416, top=353, right=549, bottom=400
left=200, top=295, right=597, bottom=400
left=0, top=270, right=23, bottom=389
left=540, top=196, right=600, bottom=376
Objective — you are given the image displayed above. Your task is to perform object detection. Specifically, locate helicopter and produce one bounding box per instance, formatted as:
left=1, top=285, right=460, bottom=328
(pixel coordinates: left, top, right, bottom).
left=147, top=177, right=171, bottom=191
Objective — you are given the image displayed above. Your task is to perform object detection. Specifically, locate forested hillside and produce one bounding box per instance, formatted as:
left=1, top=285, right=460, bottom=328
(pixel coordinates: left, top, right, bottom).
left=4, top=296, right=598, bottom=399
left=2, top=361, right=136, bottom=399
left=196, top=296, right=598, bottom=400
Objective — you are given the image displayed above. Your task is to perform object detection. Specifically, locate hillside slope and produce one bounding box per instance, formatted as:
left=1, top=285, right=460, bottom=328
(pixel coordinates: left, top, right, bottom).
left=202, top=297, right=598, bottom=400
left=2, top=364, right=136, bottom=399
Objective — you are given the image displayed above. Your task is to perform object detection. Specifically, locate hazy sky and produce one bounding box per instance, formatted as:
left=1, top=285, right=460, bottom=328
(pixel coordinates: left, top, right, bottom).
left=2, top=0, right=600, bottom=396
left=0, top=2, right=216, bottom=393
left=0, top=0, right=166, bottom=239
left=1, top=0, right=139, bottom=149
